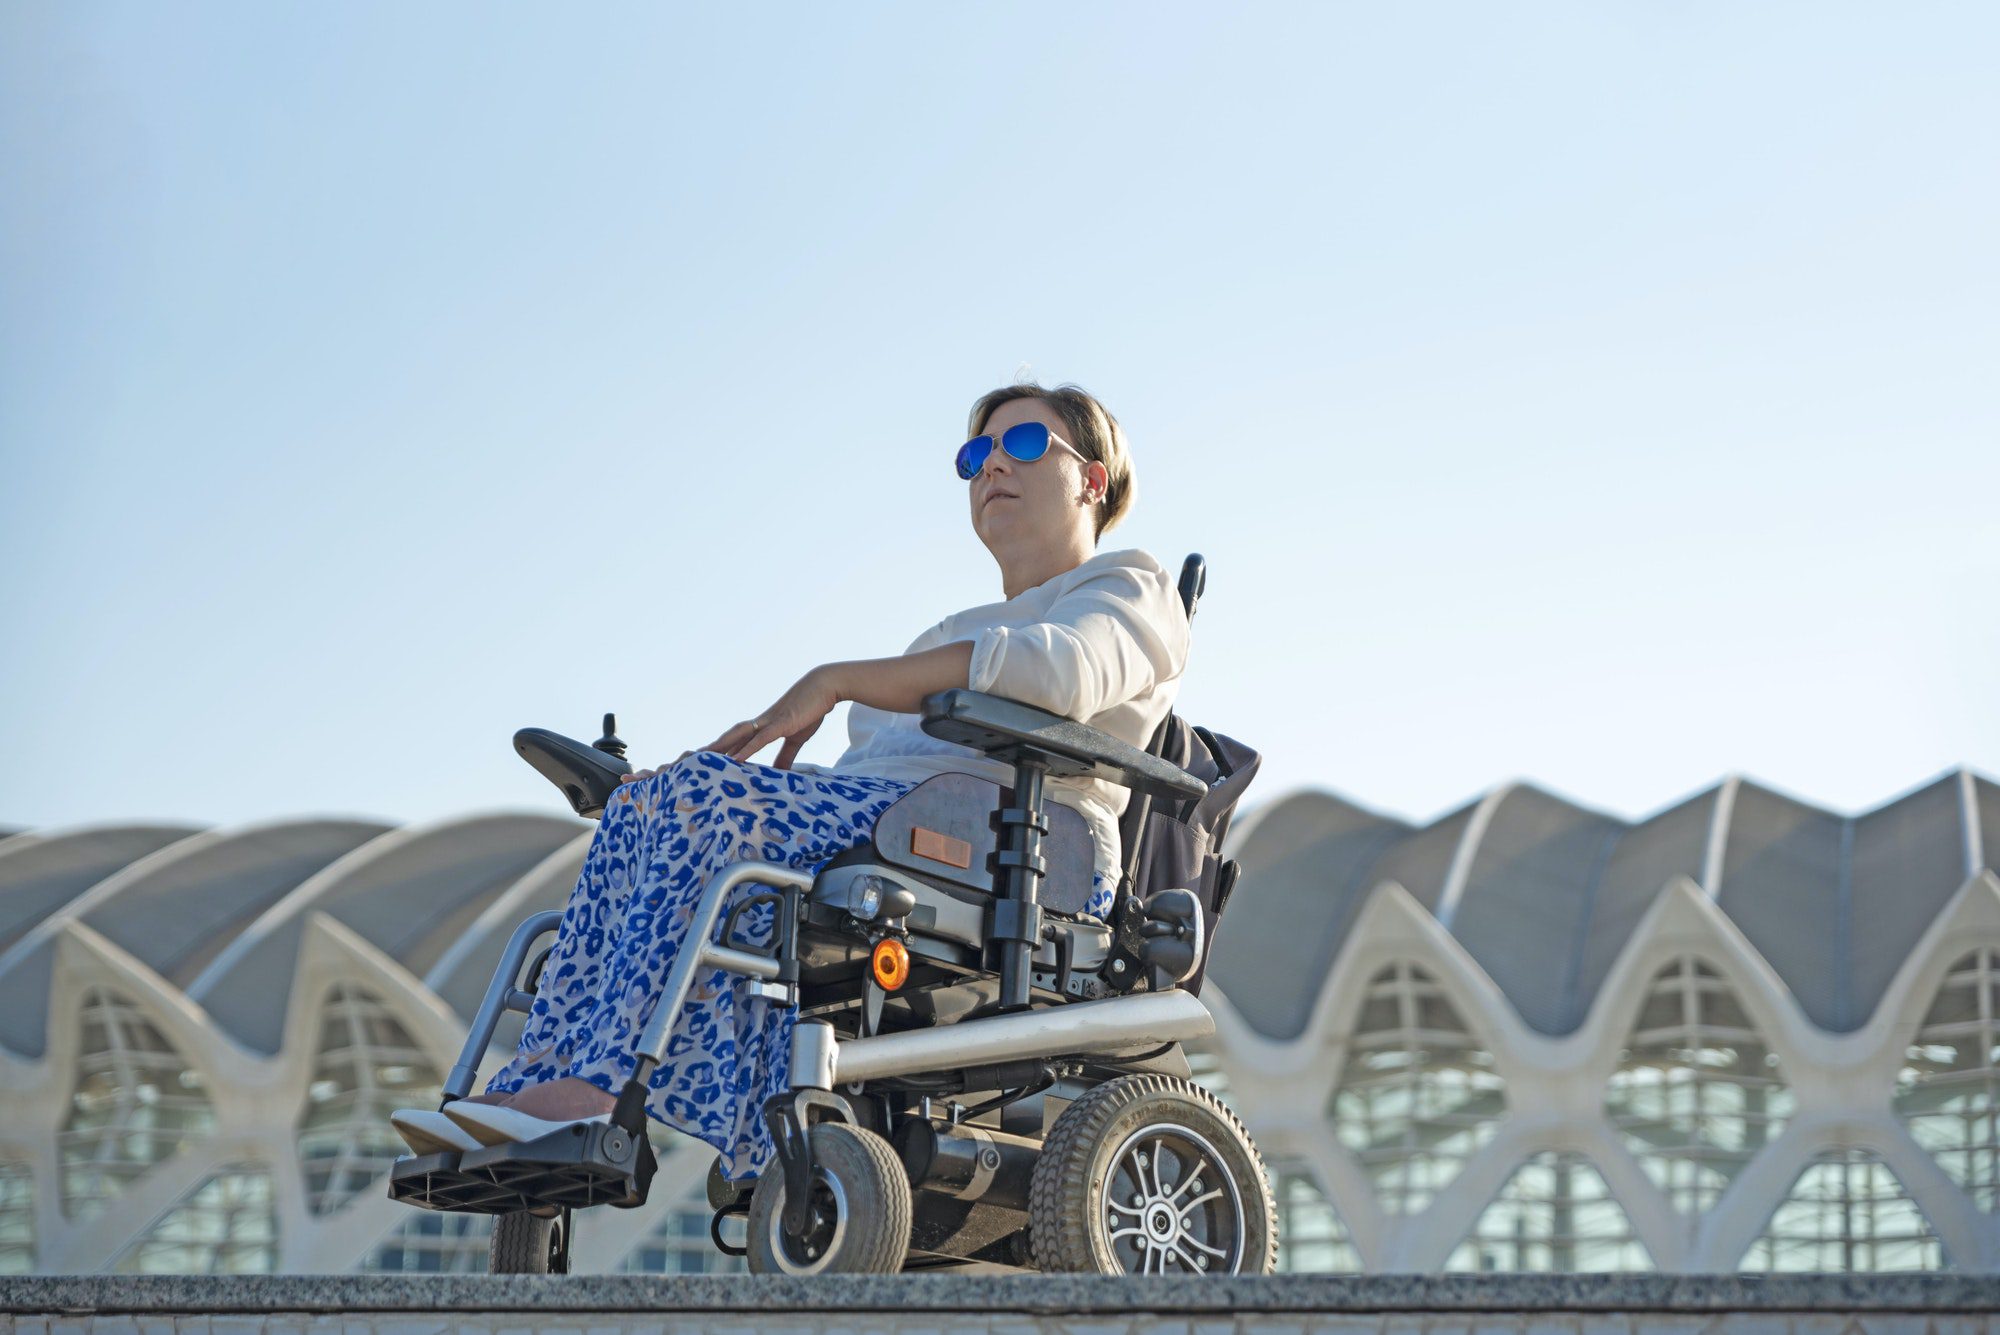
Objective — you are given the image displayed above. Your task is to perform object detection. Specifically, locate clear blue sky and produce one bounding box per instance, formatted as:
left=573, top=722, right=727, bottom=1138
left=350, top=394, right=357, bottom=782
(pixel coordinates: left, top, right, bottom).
left=3, top=2, right=1995, bottom=835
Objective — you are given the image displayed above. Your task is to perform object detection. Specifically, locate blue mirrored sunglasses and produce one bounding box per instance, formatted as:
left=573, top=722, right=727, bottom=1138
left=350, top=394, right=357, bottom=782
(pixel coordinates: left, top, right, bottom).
left=955, top=421, right=1083, bottom=480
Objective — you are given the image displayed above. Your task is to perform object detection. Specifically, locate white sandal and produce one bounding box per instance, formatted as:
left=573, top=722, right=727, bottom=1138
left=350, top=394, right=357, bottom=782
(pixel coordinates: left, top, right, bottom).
left=390, top=1108, right=486, bottom=1154
left=442, top=1101, right=613, bottom=1147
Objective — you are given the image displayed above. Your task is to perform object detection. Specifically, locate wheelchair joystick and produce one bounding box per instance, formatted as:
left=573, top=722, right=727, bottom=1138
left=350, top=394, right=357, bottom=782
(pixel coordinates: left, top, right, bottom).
left=593, top=713, right=628, bottom=762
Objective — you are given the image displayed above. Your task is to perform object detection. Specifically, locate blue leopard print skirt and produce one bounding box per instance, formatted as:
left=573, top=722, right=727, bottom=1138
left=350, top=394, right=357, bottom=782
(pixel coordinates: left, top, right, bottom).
left=482, top=751, right=916, bottom=1180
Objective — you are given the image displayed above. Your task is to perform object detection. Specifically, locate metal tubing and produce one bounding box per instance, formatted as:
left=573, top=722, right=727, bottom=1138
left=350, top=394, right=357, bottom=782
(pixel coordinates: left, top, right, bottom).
left=996, top=758, right=1049, bottom=1009
left=831, top=991, right=1214, bottom=1085
left=704, top=943, right=783, bottom=980
left=442, top=909, right=563, bottom=1101
left=789, top=1019, right=838, bottom=1091
left=631, top=861, right=816, bottom=1067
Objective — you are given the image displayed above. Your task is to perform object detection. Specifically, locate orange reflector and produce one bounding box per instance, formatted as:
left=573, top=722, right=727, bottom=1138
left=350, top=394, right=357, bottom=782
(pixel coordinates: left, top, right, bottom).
left=871, top=937, right=910, bottom=991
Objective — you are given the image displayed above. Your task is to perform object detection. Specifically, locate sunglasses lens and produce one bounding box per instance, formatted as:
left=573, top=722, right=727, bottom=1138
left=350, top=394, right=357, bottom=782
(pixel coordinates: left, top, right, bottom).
left=956, top=437, right=992, bottom=480
left=1002, top=421, right=1051, bottom=463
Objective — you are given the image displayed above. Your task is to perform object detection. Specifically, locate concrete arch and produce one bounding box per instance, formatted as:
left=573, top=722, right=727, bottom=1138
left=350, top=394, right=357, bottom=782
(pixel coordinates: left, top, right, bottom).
left=1415, top=1136, right=1661, bottom=1273
left=1571, top=878, right=1817, bottom=1077
left=1302, top=881, right=1529, bottom=1076
left=1958, top=768, right=1987, bottom=881
left=1858, top=872, right=2000, bottom=1089
left=422, top=832, right=592, bottom=1023
left=1206, top=789, right=1415, bottom=1042
left=281, top=915, right=473, bottom=1269
left=1434, top=783, right=1521, bottom=931
left=0, top=818, right=391, bottom=1058
left=1709, top=780, right=1849, bottom=1031
left=34, top=924, right=264, bottom=1273
left=1567, top=786, right=1719, bottom=1035
left=1443, top=784, right=1626, bottom=1037
left=0, top=824, right=204, bottom=958
left=1696, top=1123, right=1973, bottom=1273
left=187, top=812, right=582, bottom=1054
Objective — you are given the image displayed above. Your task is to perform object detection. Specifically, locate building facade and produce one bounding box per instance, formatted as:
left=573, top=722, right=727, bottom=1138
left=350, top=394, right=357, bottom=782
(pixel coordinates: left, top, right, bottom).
left=0, top=767, right=1994, bottom=1274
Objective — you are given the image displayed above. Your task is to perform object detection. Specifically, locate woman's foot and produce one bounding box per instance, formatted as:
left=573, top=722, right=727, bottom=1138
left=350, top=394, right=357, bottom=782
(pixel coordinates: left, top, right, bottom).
left=503, top=1076, right=617, bottom=1121
left=441, top=1077, right=619, bottom=1148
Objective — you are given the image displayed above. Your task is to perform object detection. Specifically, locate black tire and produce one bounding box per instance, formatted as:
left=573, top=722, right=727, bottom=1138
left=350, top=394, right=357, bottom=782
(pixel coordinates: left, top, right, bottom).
left=1028, top=1073, right=1277, bottom=1275
left=746, top=1122, right=911, bottom=1274
left=489, top=1208, right=570, bottom=1274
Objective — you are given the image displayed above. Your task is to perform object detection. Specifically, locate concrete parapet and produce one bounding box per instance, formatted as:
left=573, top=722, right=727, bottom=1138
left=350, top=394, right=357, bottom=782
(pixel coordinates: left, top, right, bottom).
left=4, top=1275, right=1999, bottom=1333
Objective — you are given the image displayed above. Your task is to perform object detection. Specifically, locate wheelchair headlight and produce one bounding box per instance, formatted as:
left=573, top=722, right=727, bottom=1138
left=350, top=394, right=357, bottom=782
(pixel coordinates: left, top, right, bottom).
left=848, top=876, right=883, bottom=921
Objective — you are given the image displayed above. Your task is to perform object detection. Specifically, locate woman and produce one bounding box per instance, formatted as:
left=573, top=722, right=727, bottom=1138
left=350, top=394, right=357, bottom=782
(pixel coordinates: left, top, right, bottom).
left=392, top=382, right=1191, bottom=1181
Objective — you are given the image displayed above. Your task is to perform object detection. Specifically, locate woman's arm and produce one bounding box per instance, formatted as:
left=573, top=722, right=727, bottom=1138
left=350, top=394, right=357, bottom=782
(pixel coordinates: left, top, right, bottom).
left=827, top=641, right=975, bottom=715
left=698, top=642, right=975, bottom=770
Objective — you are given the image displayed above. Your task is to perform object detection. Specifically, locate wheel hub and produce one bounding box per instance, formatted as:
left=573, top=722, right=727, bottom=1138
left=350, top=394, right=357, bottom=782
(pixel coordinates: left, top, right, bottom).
left=769, top=1172, right=848, bottom=1275
left=1102, top=1127, right=1245, bottom=1275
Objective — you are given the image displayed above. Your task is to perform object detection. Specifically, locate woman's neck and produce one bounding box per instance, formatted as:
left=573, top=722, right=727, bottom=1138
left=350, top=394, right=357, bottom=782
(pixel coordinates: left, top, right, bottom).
left=997, top=534, right=1096, bottom=600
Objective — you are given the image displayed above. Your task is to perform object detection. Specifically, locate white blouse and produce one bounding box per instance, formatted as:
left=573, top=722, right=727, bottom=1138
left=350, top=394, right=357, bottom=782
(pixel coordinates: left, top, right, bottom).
left=802, top=547, right=1191, bottom=883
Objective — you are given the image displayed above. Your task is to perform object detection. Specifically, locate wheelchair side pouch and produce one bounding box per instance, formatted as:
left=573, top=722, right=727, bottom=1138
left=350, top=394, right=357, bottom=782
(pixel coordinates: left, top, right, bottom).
left=871, top=772, right=1097, bottom=917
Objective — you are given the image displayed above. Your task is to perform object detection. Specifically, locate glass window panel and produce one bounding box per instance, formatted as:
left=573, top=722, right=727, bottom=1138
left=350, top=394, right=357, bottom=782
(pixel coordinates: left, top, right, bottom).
left=1185, top=1044, right=1236, bottom=1113
left=0, top=1163, right=33, bottom=1275
left=114, top=1163, right=276, bottom=1274
left=1894, top=949, right=2000, bottom=1210
left=1445, top=1151, right=1652, bottom=1273
left=1740, top=1149, right=1947, bottom=1272
left=365, top=1211, right=496, bottom=1273
left=1327, top=961, right=1506, bottom=1214
left=59, top=989, right=215, bottom=1221
left=1604, top=956, right=1792, bottom=1214
left=619, top=1175, right=745, bottom=1274
left=1267, top=1159, right=1360, bottom=1273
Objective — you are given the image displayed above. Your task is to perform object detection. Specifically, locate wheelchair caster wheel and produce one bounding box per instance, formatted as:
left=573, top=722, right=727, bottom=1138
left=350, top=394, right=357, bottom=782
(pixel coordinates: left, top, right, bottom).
left=489, top=1207, right=571, bottom=1274
left=1027, top=1074, right=1277, bottom=1275
left=746, top=1123, right=910, bottom=1274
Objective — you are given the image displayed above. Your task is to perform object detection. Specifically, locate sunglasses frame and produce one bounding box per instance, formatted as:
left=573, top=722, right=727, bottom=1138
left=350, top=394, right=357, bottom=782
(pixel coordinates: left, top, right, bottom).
left=956, top=420, right=1090, bottom=481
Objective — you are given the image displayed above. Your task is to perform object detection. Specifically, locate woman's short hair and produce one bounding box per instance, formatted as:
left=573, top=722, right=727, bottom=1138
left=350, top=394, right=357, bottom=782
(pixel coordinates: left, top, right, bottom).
left=966, top=382, right=1136, bottom=540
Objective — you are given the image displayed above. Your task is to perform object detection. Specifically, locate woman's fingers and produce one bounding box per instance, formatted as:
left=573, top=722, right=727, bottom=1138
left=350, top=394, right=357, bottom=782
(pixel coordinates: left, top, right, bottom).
left=709, top=669, right=842, bottom=765
left=730, top=721, right=782, bottom=761
left=701, top=720, right=757, bottom=756
left=773, top=718, right=821, bottom=770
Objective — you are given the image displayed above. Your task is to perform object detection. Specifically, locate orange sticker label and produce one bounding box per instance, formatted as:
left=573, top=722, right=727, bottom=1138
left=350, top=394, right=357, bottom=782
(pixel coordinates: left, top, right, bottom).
left=911, top=826, right=973, bottom=869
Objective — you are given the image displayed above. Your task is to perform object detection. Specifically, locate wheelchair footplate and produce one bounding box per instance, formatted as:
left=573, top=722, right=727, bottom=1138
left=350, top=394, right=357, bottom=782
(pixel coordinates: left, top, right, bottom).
left=388, top=1119, right=657, bottom=1214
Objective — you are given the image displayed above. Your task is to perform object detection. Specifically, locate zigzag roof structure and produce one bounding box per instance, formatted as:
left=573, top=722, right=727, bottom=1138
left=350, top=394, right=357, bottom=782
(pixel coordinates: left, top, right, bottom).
left=1208, top=768, right=2000, bottom=1040
left=1, top=766, right=1996, bottom=1274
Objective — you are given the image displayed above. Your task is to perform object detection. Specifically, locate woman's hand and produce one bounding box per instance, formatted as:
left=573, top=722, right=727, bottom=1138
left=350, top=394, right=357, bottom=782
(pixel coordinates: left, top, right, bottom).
left=699, top=665, right=847, bottom=770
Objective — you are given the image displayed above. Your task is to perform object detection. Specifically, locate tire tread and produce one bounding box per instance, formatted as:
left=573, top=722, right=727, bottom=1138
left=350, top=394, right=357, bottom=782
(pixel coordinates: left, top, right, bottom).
left=747, top=1122, right=911, bottom=1274
left=489, top=1211, right=560, bottom=1274
left=1027, top=1072, right=1277, bottom=1275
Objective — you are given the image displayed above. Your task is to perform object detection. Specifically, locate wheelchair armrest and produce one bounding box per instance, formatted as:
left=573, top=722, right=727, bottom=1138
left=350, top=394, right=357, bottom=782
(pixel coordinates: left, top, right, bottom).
left=919, top=689, right=1207, bottom=803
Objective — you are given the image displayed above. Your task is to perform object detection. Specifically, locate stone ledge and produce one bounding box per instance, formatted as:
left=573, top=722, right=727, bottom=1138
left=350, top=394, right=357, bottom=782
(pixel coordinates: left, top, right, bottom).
left=3, top=1274, right=1998, bottom=1316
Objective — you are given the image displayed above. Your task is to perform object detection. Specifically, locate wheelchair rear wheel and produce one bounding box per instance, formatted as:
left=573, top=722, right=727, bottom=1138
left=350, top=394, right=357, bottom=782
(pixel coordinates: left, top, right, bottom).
left=1028, top=1073, right=1277, bottom=1275
left=489, top=1208, right=571, bottom=1274
left=746, top=1122, right=911, bottom=1274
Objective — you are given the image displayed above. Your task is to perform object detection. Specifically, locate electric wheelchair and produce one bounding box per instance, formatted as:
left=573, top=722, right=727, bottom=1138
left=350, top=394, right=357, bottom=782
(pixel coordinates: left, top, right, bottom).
left=390, top=555, right=1272, bottom=1276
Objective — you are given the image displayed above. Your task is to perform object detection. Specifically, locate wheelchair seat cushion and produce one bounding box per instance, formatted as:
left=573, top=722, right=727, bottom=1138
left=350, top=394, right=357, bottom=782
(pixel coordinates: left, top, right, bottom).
left=869, top=772, right=1097, bottom=917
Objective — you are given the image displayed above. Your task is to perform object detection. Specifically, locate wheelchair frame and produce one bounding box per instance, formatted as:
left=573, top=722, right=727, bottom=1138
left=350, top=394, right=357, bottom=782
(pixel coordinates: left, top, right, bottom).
left=391, top=557, right=1272, bottom=1274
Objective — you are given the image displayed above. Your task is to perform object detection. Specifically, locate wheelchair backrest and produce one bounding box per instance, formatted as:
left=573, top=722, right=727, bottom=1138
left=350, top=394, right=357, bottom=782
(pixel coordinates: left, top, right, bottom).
left=1115, top=554, right=1264, bottom=994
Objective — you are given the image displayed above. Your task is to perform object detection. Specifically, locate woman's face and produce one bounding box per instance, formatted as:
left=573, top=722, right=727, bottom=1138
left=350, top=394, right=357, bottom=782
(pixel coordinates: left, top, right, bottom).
left=967, top=398, right=1102, bottom=556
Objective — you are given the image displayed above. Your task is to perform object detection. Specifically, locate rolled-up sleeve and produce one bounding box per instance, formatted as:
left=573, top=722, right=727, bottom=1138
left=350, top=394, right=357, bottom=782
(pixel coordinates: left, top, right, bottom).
left=967, top=561, right=1189, bottom=719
